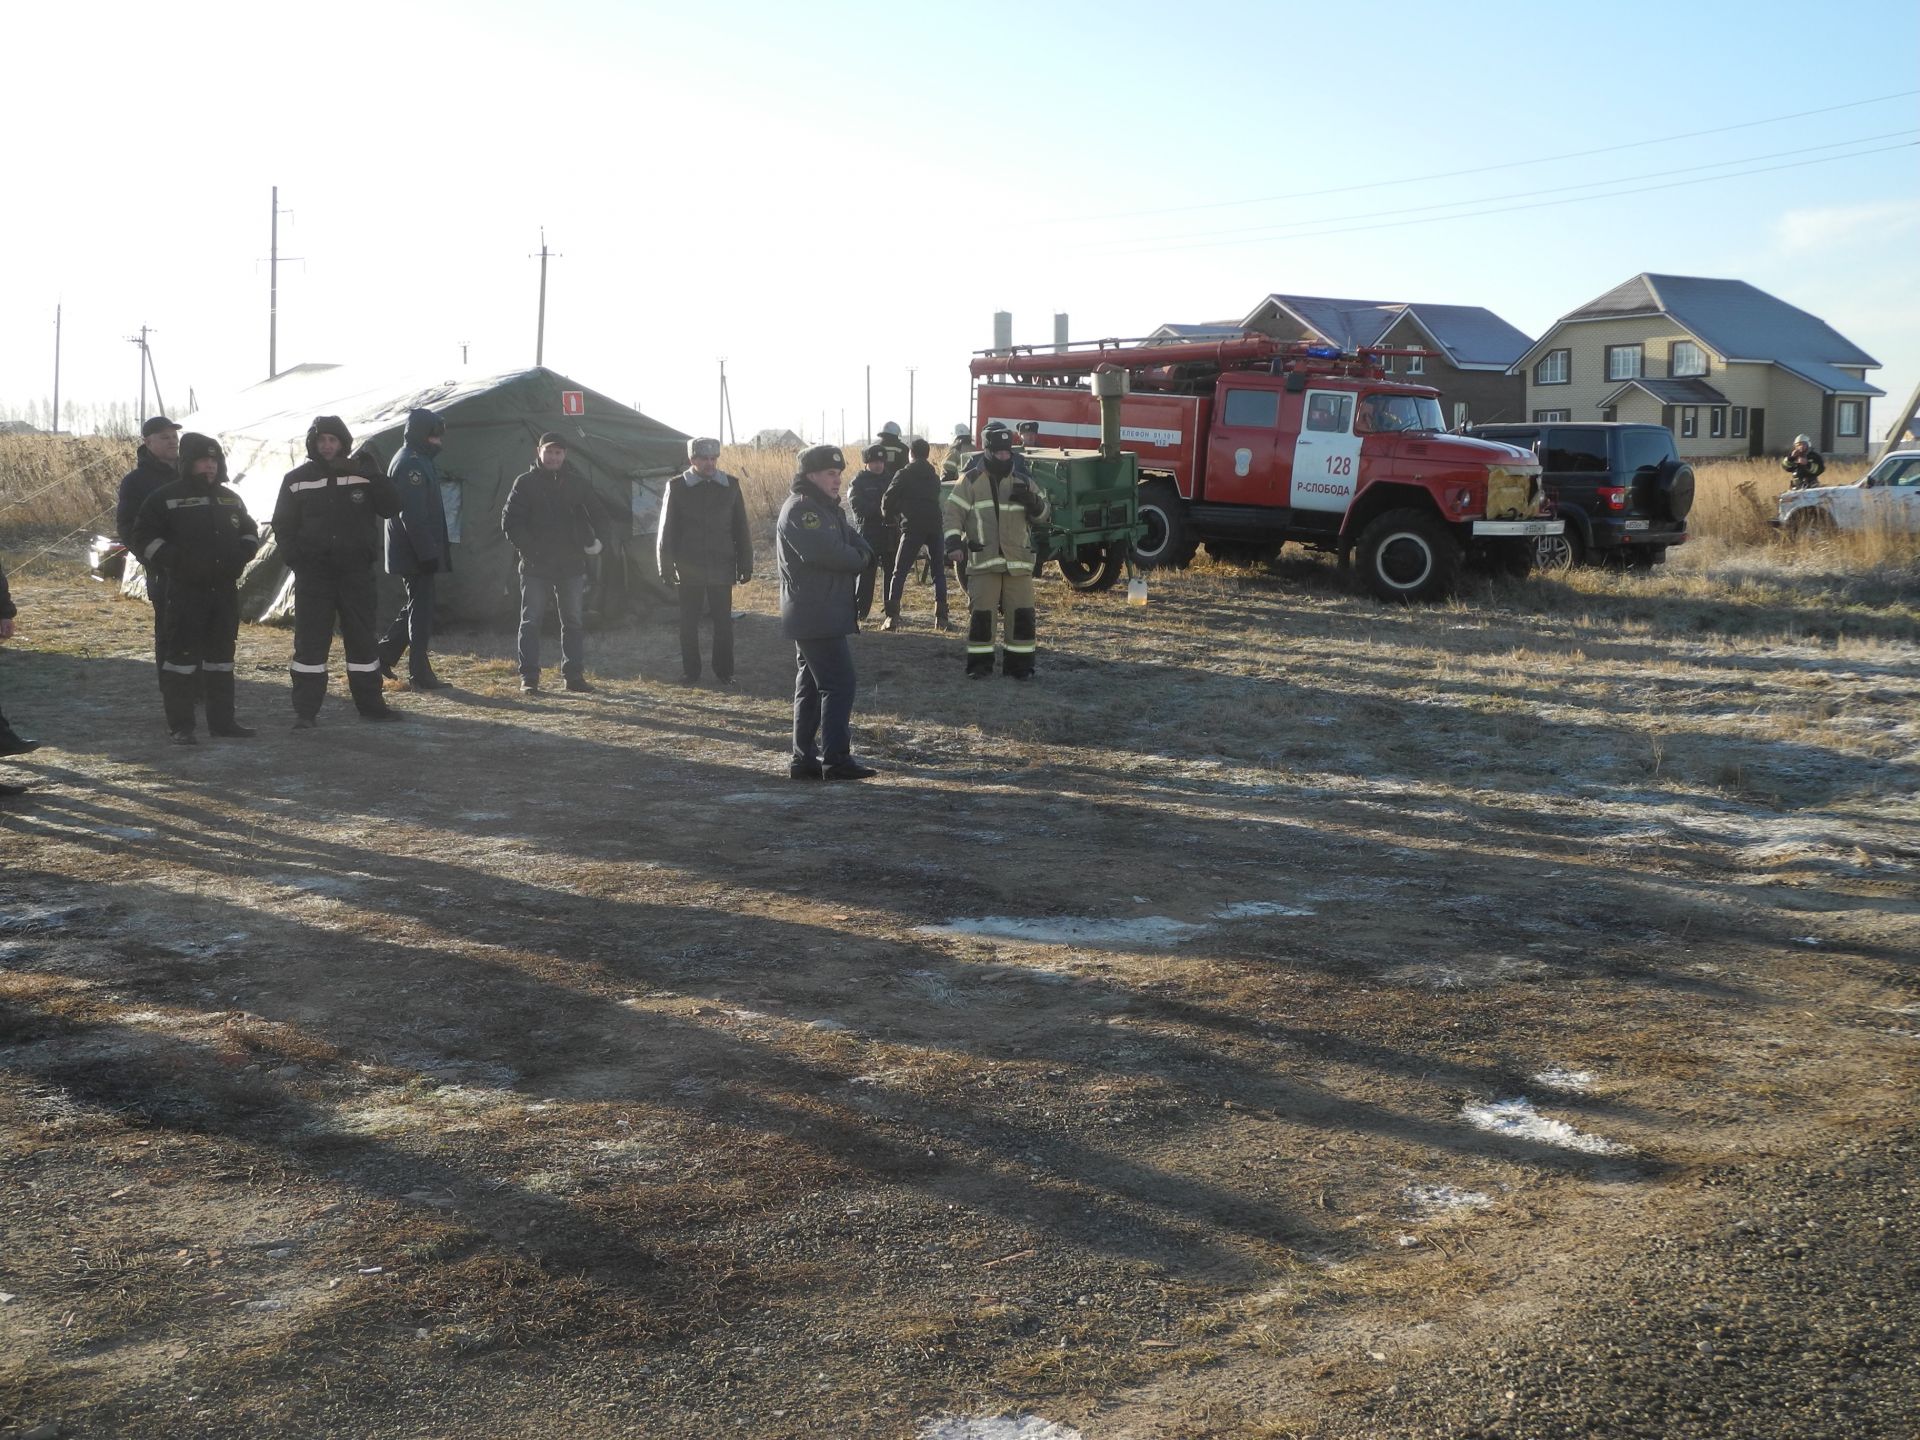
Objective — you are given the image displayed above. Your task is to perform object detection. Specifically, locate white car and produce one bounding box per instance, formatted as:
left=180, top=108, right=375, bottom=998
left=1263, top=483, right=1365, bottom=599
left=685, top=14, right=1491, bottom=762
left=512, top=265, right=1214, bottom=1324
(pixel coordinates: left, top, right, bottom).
left=1774, top=449, right=1920, bottom=537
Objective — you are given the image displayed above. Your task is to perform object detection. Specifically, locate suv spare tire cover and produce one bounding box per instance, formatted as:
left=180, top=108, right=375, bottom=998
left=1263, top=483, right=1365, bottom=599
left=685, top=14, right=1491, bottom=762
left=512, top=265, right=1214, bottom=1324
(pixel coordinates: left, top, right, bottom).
left=1661, top=463, right=1696, bottom=521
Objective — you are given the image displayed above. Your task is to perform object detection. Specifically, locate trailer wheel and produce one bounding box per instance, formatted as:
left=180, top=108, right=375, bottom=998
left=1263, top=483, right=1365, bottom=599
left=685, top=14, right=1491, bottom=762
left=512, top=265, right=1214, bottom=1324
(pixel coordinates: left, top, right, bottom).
left=1056, top=543, right=1125, bottom=592
left=1355, top=508, right=1461, bottom=603
left=1134, top=478, right=1197, bottom=571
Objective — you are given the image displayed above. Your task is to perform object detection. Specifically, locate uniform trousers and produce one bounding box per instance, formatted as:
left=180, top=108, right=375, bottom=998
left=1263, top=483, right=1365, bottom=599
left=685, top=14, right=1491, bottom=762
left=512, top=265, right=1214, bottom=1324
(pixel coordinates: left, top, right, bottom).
left=965, top=570, right=1037, bottom=677
left=518, top=571, right=587, bottom=681
left=378, top=572, right=437, bottom=680
left=853, top=522, right=897, bottom=621
left=886, top=528, right=948, bottom=617
left=677, top=582, right=735, bottom=681
left=291, top=566, right=385, bottom=718
left=158, top=582, right=241, bottom=732
left=792, top=636, right=857, bottom=765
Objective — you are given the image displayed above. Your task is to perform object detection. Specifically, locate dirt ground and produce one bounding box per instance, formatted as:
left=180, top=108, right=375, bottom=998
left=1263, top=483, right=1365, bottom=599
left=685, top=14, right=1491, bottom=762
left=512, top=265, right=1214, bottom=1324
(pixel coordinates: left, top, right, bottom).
left=2, top=550, right=1916, bottom=1440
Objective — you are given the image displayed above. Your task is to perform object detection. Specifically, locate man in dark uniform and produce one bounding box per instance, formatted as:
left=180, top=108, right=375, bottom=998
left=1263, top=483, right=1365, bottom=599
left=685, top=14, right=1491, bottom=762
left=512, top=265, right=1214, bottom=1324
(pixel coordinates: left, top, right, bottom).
left=129, top=434, right=261, bottom=744
left=945, top=423, right=1050, bottom=680
left=1, top=557, right=40, bottom=797
left=116, top=415, right=182, bottom=671
left=272, top=416, right=404, bottom=728
left=377, top=407, right=452, bottom=689
left=656, top=436, right=753, bottom=686
left=777, top=445, right=875, bottom=781
left=502, top=432, right=606, bottom=694
left=880, top=436, right=949, bottom=631
left=847, top=442, right=897, bottom=624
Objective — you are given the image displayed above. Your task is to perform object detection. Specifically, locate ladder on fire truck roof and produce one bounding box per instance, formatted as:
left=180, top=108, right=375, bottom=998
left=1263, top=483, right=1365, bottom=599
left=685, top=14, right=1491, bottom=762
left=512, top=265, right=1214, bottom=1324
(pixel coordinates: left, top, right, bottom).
left=969, top=333, right=1433, bottom=382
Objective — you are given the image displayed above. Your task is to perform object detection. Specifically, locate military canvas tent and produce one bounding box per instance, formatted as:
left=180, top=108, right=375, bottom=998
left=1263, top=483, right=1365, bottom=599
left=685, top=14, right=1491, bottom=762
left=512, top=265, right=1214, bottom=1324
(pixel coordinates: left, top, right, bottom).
left=133, top=364, right=689, bottom=624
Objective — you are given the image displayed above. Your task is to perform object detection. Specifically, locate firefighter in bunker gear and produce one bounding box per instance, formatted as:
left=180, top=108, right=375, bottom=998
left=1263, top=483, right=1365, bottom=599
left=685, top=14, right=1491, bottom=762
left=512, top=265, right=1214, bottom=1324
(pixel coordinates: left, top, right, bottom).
left=128, top=433, right=261, bottom=742
left=944, top=423, right=1050, bottom=679
left=272, top=417, right=404, bottom=726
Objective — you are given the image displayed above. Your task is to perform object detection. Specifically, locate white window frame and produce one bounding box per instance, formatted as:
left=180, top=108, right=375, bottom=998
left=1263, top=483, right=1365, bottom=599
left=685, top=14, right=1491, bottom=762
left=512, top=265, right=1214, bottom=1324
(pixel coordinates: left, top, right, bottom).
left=1680, top=407, right=1698, bottom=439
left=1606, top=344, right=1643, bottom=381
left=1406, top=352, right=1426, bottom=375
left=1709, top=407, right=1726, bottom=439
left=1671, top=341, right=1707, bottom=377
left=1731, top=407, right=1747, bottom=439
left=1535, top=350, right=1570, bottom=386
left=1838, top=400, right=1863, bottom=438
left=1451, top=401, right=1469, bottom=429
left=1532, top=409, right=1570, bottom=422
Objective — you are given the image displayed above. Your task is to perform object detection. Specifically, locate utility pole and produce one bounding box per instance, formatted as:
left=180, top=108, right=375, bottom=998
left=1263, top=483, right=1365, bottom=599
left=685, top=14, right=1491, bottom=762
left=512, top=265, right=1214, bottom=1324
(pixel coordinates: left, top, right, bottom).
left=865, top=365, right=871, bottom=442
left=907, top=367, right=917, bottom=439
left=717, top=358, right=736, bottom=445
left=531, top=227, right=562, bottom=367
left=127, top=326, right=163, bottom=420
left=266, top=186, right=301, bottom=380
left=458, top=340, right=470, bottom=365
left=51, top=304, right=62, bottom=435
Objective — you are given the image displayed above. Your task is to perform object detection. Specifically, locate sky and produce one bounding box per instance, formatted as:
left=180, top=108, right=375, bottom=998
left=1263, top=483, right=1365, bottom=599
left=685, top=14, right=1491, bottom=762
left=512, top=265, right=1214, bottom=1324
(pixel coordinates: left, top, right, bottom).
left=3, top=0, right=1916, bottom=444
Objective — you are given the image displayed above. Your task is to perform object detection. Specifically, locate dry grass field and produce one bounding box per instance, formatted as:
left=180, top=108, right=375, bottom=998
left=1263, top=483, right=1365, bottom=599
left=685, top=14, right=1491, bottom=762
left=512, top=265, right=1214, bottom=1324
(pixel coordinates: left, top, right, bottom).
left=2, top=437, right=1917, bottom=1439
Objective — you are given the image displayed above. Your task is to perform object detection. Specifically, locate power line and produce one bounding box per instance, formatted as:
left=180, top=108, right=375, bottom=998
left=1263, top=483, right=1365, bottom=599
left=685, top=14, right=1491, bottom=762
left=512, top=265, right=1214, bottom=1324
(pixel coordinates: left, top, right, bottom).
left=1037, top=88, right=1920, bottom=226
left=1096, top=140, right=1919, bottom=259
left=1088, top=129, right=1919, bottom=252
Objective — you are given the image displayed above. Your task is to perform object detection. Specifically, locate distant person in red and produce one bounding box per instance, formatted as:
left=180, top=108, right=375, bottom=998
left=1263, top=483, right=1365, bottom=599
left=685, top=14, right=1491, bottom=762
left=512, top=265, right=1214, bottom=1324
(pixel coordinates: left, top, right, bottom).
left=0, top=557, right=41, bottom=796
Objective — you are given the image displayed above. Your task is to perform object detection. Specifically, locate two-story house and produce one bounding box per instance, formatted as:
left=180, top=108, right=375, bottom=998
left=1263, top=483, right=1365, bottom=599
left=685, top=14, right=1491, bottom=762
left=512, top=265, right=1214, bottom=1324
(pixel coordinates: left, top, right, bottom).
left=1152, top=294, right=1532, bottom=426
left=1509, top=274, right=1883, bottom=458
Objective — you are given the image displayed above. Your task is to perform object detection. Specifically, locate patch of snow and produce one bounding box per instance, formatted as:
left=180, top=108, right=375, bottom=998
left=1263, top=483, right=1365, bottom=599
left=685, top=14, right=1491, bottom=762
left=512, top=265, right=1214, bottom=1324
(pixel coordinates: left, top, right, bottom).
left=917, top=916, right=1200, bottom=947
left=1403, top=1183, right=1494, bottom=1216
left=1462, top=1098, right=1629, bottom=1156
left=0, top=905, right=90, bottom=932
left=1531, top=1067, right=1596, bottom=1093
left=1213, top=901, right=1315, bottom=919
left=919, top=1415, right=1084, bottom=1440
left=264, top=873, right=361, bottom=896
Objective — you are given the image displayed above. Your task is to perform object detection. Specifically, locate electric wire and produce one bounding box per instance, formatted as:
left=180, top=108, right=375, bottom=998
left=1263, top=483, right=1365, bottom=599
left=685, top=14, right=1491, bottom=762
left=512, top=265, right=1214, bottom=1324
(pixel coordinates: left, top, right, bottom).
left=1036, top=87, right=1920, bottom=225
left=1096, top=140, right=1919, bottom=258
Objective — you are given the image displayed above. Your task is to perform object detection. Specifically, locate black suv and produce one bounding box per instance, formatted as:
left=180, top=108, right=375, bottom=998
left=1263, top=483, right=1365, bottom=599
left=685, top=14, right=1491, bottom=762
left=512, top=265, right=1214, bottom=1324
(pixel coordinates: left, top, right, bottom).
left=1464, top=422, right=1693, bottom=568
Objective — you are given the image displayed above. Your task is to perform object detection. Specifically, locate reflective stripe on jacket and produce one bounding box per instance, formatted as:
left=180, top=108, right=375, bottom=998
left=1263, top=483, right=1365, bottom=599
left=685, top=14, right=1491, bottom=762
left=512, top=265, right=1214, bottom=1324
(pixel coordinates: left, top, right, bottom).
left=942, top=460, right=1050, bottom=575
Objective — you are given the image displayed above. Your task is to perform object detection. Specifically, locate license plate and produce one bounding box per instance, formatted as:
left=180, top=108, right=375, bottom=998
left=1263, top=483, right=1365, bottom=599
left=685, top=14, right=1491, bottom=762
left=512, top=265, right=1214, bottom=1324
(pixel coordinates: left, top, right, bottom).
left=1625, top=520, right=1651, bottom=531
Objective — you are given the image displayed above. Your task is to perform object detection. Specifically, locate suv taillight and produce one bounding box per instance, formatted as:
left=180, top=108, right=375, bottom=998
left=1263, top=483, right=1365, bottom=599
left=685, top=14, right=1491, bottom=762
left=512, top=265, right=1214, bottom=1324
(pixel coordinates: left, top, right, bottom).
left=1598, top=486, right=1628, bottom=511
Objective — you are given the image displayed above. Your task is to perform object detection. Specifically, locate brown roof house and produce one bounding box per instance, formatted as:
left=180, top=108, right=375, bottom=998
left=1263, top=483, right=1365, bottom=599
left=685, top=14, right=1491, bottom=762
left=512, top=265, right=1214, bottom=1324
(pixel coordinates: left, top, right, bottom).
left=1510, top=274, right=1883, bottom=457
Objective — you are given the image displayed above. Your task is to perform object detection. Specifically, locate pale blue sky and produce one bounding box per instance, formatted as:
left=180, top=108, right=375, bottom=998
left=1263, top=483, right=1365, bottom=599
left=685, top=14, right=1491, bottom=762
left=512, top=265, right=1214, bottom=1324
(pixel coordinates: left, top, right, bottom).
left=3, top=0, right=1915, bottom=440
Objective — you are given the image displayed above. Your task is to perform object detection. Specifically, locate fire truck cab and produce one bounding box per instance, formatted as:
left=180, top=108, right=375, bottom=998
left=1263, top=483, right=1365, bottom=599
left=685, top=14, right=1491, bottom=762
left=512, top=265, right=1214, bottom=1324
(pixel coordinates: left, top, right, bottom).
left=973, top=336, right=1559, bottom=602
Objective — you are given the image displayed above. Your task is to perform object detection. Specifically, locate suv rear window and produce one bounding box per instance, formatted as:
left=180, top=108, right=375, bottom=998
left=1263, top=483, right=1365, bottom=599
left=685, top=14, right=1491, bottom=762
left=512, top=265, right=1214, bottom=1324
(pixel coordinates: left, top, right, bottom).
left=1545, top=428, right=1609, bottom=472
left=1619, top=427, right=1676, bottom=477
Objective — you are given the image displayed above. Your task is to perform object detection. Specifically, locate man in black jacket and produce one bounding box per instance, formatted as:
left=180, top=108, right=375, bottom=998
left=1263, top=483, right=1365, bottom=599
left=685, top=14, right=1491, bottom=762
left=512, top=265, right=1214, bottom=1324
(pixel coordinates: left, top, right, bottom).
left=1, top=557, right=40, bottom=797
left=377, top=407, right=452, bottom=689
left=502, top=432, right=604, bottom=694
left=656, top=436, right=753, bottom=686
left=116, top=415, right=182, bottom=671
left=778, top=445, right=875, bottom=781
left=272, top=416, right=404, bottom=727
left=848, top=443, right=897, bottom=623
left=880, top=436, right=949, bottom=630
left=129, top=434, right=261, bottom=744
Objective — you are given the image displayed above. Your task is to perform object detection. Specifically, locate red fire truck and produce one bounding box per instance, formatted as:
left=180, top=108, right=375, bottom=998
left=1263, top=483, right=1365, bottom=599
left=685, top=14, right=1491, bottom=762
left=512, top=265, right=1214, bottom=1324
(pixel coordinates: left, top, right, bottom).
left=971, top=334, right=1559, bottom=602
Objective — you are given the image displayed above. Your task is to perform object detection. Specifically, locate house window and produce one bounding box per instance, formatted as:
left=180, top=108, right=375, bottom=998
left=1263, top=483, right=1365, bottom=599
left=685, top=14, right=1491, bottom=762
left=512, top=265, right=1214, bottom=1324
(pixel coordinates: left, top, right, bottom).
left=1451, top=401, right=1469, bottom=429
left=1838, top=400, right=1863, bottom=437
left=1671, top=341, right=1707, bottom=377
left=1535, top=350, right=1570, bottom=385
left=1709, top=407, right=1726, bottom=438
left=1731, top=407, right=1747, bottom=439
left=1533, top=409, right=1570, bottom=422
left=1680, top=407, right=1698, bottom=438
left=1406, top=352, right=1425, bottom=375
left=1606, top=345, right=1643, bottom=381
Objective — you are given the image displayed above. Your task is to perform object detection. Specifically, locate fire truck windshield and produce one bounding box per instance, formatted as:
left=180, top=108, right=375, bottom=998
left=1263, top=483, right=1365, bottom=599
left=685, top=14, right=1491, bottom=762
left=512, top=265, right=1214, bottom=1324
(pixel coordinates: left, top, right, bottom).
left=1355, top=394, right=1445, bottom=434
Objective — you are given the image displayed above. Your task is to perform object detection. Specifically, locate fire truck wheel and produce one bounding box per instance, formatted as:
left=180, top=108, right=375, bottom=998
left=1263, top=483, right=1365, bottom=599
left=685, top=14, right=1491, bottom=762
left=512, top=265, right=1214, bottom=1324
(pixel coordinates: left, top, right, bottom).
left=1134, top=478, right=1197, bottom=571
left=1057, top=543, right=1125, bottom=592
left=1355, top=508, right=1461, bottom=604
